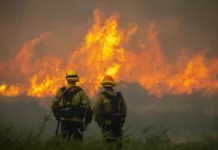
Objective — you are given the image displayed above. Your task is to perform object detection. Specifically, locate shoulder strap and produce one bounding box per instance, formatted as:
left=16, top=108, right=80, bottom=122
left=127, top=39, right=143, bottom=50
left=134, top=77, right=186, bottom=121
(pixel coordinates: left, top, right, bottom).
left=101, top=91, right=113, bottom=99
left=69, top=87, right=83, bottom=96
left=62, top=86, right=83, bottom=105
left=101, top=91, right=122, bottom=99
left=57, top=86, right=78, bottom=104
left=116, top=91, right=124, bottom=103
left=60, top=86, right=67, bottom=92
left=116, top=92, right=122, bottom=98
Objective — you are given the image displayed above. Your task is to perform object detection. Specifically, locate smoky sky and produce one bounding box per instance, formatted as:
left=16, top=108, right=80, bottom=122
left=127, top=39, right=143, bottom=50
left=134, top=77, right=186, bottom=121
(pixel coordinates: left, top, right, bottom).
left=1, top=0, right=218, bottom=141
left=138, top=0, right=218, bottom=57
left=0, top=0, right=218, bottom=61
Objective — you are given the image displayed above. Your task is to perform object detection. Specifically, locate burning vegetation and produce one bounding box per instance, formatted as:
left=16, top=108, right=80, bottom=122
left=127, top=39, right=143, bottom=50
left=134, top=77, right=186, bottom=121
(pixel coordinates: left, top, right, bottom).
left=0, top=9, right=218, bottom=99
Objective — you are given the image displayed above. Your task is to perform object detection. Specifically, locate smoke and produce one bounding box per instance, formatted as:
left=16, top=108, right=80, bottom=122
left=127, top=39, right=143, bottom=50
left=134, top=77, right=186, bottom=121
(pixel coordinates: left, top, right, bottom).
left=1, top=0, right=217, bottom=61
left=0, top=0, right=218, bottom=141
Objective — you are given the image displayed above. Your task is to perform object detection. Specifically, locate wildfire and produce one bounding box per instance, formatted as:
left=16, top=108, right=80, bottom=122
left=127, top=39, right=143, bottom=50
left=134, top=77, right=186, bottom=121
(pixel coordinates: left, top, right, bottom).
left=0, top=9, right=218, bottom=99
left=0, top=84, right=24, bottom=96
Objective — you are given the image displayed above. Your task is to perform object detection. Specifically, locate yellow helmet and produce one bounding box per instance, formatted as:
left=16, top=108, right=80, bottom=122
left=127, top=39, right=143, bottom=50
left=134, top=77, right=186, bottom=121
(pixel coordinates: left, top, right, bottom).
left=100, top=75, right=116, bottom=87
left=65, top=70, right=79, bottom=82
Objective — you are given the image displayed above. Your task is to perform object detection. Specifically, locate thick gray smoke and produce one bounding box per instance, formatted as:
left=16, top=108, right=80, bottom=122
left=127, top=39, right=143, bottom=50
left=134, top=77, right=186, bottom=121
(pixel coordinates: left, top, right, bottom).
left=0, top=0, right=218, bottom=59
left=0, top=0, right=218, bottom=142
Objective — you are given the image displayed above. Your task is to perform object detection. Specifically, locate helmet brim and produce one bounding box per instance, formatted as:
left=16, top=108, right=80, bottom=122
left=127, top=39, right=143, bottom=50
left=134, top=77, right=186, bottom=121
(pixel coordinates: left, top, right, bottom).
left=101, top=81, right=116, bottom=87
left=66, top=77, right=79, bottom=82
left=102, top=84, right=115, bottom=87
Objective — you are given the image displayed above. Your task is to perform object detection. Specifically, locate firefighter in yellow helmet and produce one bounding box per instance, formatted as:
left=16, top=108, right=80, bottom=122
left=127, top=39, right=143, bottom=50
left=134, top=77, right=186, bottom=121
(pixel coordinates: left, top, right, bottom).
left=51, top=70, right=92, bottom=141
left=92, top=75, right=127, bottom=149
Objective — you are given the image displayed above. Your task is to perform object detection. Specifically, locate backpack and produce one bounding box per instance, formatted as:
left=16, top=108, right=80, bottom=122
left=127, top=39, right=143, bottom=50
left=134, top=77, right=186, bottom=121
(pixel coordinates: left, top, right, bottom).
left=100, top=91, right=124, bottom=124
left=57, top=86, right=86, bottom=119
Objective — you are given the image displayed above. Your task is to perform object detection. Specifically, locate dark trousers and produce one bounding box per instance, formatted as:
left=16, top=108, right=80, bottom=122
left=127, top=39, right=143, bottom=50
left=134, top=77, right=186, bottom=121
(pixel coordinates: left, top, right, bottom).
left=61, top=121, right=83, bottom=141
left=102, top=124, right=123, bottom=148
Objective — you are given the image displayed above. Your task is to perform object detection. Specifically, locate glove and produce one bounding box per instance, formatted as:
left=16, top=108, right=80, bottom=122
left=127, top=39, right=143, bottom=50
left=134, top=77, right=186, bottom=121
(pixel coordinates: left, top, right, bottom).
left=54, top=108, right=61, bottom=120
left=55, top=115, right=60, bottom=121
left=54, top=112, right=60, bottom=121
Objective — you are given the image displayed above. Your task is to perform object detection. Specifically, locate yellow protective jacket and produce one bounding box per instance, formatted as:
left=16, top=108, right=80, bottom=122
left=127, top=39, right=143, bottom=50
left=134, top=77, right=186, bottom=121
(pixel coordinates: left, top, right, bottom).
left=92, top=89, right=127, bottom=125
left=51, top=84, right=92, bottom=125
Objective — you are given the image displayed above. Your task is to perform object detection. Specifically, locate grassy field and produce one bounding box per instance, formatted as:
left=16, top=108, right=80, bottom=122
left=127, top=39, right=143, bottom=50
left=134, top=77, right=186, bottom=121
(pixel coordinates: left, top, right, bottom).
left=1, top=127, right=218, bottom=150
left=1, top=95, right=218, bottom=150
left=1, top=116, right=218, bottom=150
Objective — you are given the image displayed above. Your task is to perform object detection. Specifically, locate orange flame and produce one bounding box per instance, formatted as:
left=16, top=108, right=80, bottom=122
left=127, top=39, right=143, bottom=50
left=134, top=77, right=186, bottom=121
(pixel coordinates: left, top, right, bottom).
left=0, top=9, right=218, bottom=99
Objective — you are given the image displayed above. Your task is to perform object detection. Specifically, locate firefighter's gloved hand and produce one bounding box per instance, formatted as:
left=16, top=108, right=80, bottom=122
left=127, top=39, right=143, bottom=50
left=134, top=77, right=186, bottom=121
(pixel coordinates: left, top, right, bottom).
left=54, top=114, right=60, bottom=121
left=55, top=116, right=60, bottom=121
left=54, top=108, right=60, bottom=121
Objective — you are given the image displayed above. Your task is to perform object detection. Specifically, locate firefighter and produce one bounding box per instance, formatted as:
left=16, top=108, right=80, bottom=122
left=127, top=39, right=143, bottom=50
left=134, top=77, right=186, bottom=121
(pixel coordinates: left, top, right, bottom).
left=92, top=75, right=127, bottom=149
left=51, top=70, right=92, bottom=141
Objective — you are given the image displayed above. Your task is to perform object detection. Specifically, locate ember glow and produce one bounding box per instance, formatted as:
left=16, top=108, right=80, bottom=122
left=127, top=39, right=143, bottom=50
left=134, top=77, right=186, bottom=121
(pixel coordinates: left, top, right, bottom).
left=0, top=9, right=218, bottom=98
